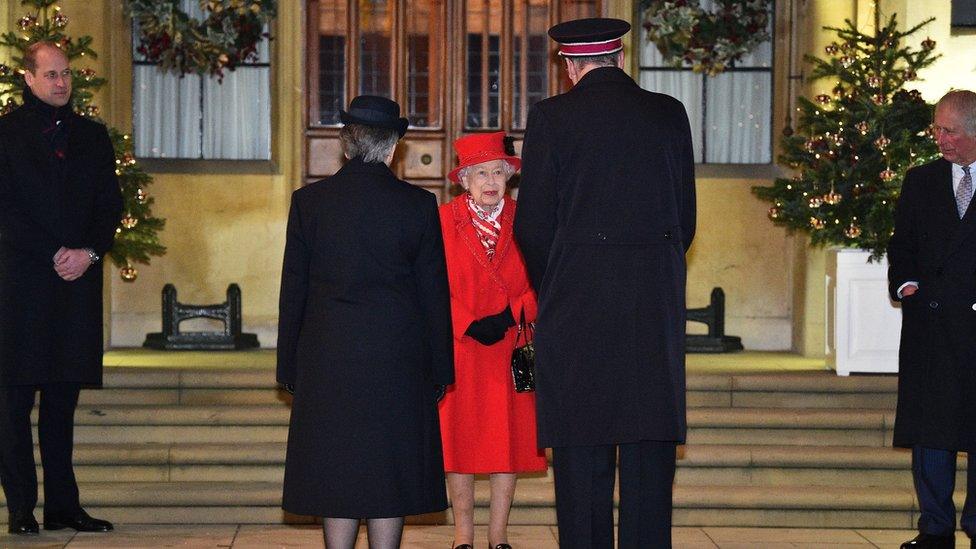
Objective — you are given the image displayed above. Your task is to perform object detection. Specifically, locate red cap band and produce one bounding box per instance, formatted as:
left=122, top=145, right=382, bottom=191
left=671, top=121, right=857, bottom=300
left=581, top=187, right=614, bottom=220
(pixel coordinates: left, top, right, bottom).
left=558, top=38, right=623, bottom=57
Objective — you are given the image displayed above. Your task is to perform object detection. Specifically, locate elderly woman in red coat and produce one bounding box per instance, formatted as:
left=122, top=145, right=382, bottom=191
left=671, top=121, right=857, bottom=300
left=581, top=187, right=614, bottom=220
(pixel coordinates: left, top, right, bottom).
left=438, top=132, right=547, bottom=549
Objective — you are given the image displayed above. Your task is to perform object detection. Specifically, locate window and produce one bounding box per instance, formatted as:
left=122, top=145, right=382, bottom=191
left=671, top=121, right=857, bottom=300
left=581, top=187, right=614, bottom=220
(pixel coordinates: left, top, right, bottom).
left=638, top=2, right=774, bottom=164
left=131, top=0, right=272, bottom=160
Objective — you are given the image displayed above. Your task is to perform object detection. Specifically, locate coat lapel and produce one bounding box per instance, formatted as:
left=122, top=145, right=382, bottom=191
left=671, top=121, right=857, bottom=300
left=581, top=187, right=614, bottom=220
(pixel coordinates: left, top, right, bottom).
left=13, top=109, right=58, bottom=189
left=451, top=197, right=511, bottom=291
left=941, top=160, right=976, bottom=263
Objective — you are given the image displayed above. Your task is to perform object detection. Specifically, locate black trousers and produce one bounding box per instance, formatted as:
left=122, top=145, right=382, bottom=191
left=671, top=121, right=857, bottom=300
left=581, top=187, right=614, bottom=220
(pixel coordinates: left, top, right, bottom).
left=552, top=441, right=677, bottom=549
left=0, top=384, right=81, bottom=515
left=912, top=445, right=976, bottom=537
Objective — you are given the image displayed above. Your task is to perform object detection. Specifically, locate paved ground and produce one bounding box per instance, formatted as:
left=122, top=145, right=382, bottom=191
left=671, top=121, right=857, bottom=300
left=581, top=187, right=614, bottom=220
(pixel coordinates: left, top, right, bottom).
left=0, top=525, right=968, bottom=548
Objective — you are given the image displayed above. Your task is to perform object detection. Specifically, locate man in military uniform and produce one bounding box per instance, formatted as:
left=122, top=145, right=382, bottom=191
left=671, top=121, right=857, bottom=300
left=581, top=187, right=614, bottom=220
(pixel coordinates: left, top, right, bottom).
left=514, top=18, right=696, bottom=549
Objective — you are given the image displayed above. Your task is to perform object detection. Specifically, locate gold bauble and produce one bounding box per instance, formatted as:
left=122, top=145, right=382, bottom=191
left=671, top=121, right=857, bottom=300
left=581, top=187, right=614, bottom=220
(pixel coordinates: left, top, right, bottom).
left=921, top=37, right=936, bottom=50
left=867, top=76, right=882, bottom=88
left=121, top=214, right=138, bottom=229
left=120, top=266, right=138, bottom=282
left=855, top=121, right=869, bottom=135
left=815, top=94, right=831, bottom=106
left=808, top=196, right=824, bottom=208
left=840, top=56, right=854, bottom=68
left=874, top=135, right=890, bottom=150
left=825, top=43, right=839, bottom=56
left=810, top=217, right=827, bottom=230
left=879, top=168, right=897, bottom=182
left=844, top=223, right=862, bottom=238
left=768, top=207, right=781, bottom=220
left=823, top=191, right=843, bottom=205
left=136, top=188, right=148, bottom=204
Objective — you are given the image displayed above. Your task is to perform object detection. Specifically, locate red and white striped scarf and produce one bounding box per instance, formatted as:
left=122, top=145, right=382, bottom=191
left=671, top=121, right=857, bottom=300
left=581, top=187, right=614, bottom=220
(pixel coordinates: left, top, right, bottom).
left=466, top=194, right=503, bottom=260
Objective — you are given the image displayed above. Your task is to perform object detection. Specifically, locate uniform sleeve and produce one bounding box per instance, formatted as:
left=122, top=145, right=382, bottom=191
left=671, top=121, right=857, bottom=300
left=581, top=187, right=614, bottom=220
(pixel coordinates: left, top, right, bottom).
left=86, top=126, right=123, bottom=256
left=0, top=131, right=63, bottom=263
left=887, top=169, right=920, bottom=301
left=513, top=106, right=558, bottom=292
left=674, top=101, right=697, bottom=252
left=276, top=192, right=309, bottom=385
left=414, top=193, right=455, bottom=385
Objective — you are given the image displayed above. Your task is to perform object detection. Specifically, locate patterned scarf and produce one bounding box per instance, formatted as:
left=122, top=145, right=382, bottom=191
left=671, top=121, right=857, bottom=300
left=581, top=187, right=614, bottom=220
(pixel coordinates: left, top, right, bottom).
left=466, top=194, right=503, bottom=260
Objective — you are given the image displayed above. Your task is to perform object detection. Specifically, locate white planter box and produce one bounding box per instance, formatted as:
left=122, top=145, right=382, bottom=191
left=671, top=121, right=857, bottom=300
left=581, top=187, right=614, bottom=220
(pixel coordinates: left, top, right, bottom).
left=825, top=248, right=901, bottom=376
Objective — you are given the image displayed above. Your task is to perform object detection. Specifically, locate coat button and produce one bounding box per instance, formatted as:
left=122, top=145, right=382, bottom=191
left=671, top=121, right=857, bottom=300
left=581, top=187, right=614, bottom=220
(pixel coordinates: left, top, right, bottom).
left=972, top=303, right=976, bottom=311
left=664, top=231, right=672, bottom=239
left=929, top=301, right=939, bottom=309
left=597, top=232, right=607, bottom=240
left=936, top=268, right=943, bottom=277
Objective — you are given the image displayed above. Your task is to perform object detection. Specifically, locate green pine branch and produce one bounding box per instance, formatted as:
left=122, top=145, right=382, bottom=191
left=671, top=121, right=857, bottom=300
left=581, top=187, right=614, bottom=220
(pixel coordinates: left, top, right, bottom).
left=752, top=14, right=940, bottom=260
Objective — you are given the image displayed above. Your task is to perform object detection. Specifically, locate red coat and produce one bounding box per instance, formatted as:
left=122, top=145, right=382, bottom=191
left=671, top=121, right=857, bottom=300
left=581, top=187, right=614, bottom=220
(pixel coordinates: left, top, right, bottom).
left=437, top=195, right=546, bottom=473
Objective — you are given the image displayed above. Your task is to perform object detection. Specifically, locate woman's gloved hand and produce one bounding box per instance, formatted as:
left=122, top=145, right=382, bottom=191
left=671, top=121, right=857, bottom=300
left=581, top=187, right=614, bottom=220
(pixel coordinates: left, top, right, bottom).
left=464, top=305, right=516, bottom=345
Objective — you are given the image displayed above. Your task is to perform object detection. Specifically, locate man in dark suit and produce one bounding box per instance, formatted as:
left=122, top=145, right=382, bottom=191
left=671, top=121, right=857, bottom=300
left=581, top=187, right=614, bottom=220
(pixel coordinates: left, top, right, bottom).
left=0, top=42, right=121, bottom=535
left=889, top=89, right=976, bottom=549
left=513, top=18, right=696, bottom=549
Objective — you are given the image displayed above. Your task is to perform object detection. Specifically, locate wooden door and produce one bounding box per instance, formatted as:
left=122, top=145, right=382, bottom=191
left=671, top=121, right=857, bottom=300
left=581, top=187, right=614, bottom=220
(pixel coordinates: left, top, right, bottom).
left=304, top=0, right=601, bottom=201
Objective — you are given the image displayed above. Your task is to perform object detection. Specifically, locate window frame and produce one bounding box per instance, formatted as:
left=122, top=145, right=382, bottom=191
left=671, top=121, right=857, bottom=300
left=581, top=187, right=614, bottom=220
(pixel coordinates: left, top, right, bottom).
left=130, top=15, right=274, bottom=162
left=636, top=0, right=776, bottom=166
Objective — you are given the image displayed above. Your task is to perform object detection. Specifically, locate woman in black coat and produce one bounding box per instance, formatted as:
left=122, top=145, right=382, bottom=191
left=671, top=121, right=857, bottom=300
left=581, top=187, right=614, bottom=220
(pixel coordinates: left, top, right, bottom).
left=276, top=95, right=453, bottom=549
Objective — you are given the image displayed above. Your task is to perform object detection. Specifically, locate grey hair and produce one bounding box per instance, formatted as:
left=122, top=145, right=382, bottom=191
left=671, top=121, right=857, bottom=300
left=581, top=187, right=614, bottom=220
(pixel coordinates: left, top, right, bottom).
left=936, top=90, right=976, bottom=136
left=339, top=124, right=399, bottom=163
left=457, top=160, right=517, bottom=182
left=567, top=52, right=620, bottom=73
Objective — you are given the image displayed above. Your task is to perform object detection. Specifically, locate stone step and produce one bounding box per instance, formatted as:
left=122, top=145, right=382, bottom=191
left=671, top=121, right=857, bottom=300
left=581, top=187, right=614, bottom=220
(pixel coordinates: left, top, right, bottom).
left=0, top=480, right=936, bottom=529
left=29, top=405, right=895, bottom=445
left=687, top=373, right=897, bottom=409
left=32, top=443, right=959, bottom=489
left=88, top=369, right=900, bottom=409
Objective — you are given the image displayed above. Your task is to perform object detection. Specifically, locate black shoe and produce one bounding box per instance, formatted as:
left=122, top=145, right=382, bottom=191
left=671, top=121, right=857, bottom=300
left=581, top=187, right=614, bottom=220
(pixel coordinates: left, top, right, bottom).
left=7, top=510, right=39, bottom=535
left=491, top=545, right=513, bottom=549
left=900, top=532, right=955, bottom=549
left=43, top=508, right=113, bottom=532
left=453, top=545, right=473, bottom=549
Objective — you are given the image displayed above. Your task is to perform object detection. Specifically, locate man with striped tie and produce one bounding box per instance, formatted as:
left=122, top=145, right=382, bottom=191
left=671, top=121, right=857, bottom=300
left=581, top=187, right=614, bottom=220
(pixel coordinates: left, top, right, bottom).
left=889, top=89, right=976, bottom=549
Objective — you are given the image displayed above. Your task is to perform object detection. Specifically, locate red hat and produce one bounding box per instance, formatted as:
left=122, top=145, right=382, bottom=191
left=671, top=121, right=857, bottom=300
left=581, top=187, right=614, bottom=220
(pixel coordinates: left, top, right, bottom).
left=448, top=132, right=521, bottom=184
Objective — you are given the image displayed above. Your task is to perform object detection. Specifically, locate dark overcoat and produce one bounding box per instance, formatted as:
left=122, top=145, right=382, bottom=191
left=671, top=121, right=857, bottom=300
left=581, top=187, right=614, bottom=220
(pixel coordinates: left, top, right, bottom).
left=513, top=67, right=696, bottom=448
left=0, top=103, right=122, bottom=387
left=888, top=158, right=976, bottom=452
left=276, top=158, right=454, bottom=518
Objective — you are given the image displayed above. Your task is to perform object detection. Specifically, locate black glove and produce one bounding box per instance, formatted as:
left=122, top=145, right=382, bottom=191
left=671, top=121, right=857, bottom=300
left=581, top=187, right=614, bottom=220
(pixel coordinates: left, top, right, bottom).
left=280, top=383, right=295, bottom=395
left=434, top=384, right=447, bottom=403
left=465, top=305, right=516, bottom=346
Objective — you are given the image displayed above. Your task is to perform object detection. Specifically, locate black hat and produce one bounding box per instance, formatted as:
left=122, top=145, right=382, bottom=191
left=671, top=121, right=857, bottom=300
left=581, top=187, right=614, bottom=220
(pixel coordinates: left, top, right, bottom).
left=340, top=95, right=409, bottom=137
left=548, top=18, right=631, bottom=57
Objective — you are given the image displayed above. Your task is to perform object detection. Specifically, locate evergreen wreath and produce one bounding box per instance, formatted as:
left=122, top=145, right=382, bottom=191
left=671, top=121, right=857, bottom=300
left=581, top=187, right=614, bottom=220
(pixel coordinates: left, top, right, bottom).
left=640, top=0, right=772, bottom=76
left=124, top=0, right=277, bottom=79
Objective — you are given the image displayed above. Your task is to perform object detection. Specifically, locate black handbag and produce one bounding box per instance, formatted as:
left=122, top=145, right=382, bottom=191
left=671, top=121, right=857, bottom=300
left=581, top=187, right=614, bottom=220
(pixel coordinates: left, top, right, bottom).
left=511, top=309, right=535, bottom=393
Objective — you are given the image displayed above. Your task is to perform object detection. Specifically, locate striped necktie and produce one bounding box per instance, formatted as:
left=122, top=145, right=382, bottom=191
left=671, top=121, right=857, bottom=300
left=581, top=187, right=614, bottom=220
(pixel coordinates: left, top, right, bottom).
left=957, top=165, right=973, bottom=219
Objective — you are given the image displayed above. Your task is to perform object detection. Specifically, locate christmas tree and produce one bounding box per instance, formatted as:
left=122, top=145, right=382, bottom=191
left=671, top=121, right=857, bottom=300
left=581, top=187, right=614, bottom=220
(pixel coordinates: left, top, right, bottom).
left=0, top=0, right=165, bottom=281
left=752, top=14, right=940, bottom=260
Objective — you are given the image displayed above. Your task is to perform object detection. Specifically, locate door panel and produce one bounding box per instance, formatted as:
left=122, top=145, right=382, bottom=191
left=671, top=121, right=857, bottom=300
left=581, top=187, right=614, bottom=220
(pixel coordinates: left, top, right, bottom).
left=305, top=0, right=601, bottom=196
